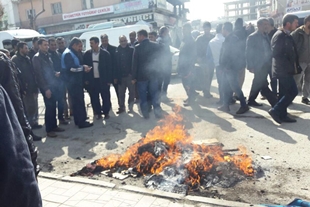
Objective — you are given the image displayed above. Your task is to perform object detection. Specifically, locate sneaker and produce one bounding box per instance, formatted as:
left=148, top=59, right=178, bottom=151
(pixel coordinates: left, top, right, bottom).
left=268, top=109, right=282, bottom=124
left=236, top=105, right=250, bottom=114
left=302, top=98, right=310, bottom=105
left=281, top=116, right=297, bottom=123
left=53, top=127, right=65, bottom=132
left=59, top=119, right=69, bottom=125
left=217, top=105, right=230, bottom=112
left=47, top=132, right=57, bottom=137
left=247, top=100, right=263, bottom=107
left=78, top=122, right=93, bottom=129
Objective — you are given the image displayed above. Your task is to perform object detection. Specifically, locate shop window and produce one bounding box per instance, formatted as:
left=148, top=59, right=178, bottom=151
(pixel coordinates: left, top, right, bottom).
left=52, top=2, right=62, bottom=15
left=82, top=0, right=94, bottom=10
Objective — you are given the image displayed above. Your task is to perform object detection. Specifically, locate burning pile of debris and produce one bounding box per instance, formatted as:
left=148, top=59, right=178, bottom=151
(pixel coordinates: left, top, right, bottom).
left=72, top=107, right=255, bottom=195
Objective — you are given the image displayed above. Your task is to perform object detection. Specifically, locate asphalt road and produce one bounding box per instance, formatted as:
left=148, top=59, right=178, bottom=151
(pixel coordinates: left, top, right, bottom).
left=33, top=71, right=310, bottom=205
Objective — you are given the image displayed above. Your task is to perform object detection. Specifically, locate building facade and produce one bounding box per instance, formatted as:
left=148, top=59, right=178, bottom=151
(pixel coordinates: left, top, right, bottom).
left=14, top=0, right=188, bottom=34
left=224, top=0, right=271, bottom=21
left=0, top=0, right=20, bottom=29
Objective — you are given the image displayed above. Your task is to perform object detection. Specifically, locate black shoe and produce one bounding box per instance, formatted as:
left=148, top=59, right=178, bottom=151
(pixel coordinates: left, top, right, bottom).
left=78, top=122, right=93, bottom=129
left=268, top=109, right=282, bottom=124
left=281, top=116, right=297, bottom=123
left=32, top=134, right=42, bottom=141
left=248, top=101, right=263, bottom=107
left=302, top=98, right=310, bottom=105
left=32, top=124, right=43, bottom=130
left=116, top=109, right=125, bottom=114
left=217, top=105, right=230, bottom=112
left=236, top=105, right=250, bottom=114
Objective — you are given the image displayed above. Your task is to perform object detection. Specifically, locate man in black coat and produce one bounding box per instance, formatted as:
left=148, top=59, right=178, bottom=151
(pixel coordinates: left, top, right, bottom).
left=0, top=85, right=42, bottom=207
left=100, top=34, right=120, bottom=110
left=178, top=22, right=197, bottom=107
left=269, top=14, right=301, bottom=124
left=218, top=22, right=249, bottom=114
left=246, top=18, right=278, bottom=107
left=12, top=42, right=41, bottom=129
left=32, top=38, right=65, bottom=137
left=115, top=35, right=135, bottom=114
left=28, top=37, right=39, bottom=60
left=48, top=38, right=68, bottom=125
left=84, top=36, right=113, bottom=119
left=132, top=29, right=162, bottom=119
left=61, top=37, right=93, bottom=129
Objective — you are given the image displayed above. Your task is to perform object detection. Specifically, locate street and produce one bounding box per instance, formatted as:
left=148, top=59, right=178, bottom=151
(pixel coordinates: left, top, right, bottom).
left=34, top=71, right=310, bottom=206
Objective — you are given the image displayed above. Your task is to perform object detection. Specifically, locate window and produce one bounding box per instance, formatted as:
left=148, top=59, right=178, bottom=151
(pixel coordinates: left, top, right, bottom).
left=52, top=2, right=62, bottom=15
left=26, top=9, right=36, bottom=19
left=82, top=0, right=94, bottom=10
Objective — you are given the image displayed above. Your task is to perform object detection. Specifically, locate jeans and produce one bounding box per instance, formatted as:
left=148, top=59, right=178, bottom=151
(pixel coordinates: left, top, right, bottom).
left=248, top=64, right=278, bottom=106
left=43, top=94, right=57, bottom=133
left=55, top=81, right=65, bottom=120
left=89, top=79, right=111, bottom=116
left=223, top=70, right=247, bottom=107
left=216, top=66, right=224, bottom=103
left=118, top=76, right=135, bottom=110
left=23, top=92, right=39, bottom=126
left=137, top=79, right=161, bottom=117
left=294, top=62, right=310, bottom=98
left=272, top=76, right=298, bottom=119
left=158, top=69, right=171, bottom=94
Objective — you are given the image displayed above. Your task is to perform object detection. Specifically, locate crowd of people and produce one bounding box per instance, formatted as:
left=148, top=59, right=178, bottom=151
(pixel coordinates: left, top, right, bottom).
left=0, top=11, right=309, bottom=207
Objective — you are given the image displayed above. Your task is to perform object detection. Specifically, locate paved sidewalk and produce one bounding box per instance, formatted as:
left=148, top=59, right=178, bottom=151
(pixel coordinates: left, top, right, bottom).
left=39, top=177, right=201, bottom=207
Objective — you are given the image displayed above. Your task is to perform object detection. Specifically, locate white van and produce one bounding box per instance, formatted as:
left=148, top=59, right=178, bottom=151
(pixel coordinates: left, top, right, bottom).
left=0, top=29, right=44, bottom=50
left=79, top=25, right=150, bottom=51
left=291, top=10, right=310, bottom=26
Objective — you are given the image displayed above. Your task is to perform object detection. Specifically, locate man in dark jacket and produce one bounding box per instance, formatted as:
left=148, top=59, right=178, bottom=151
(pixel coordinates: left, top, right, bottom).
left=218, top=22, right=249, bottom=114
left=196, top=21, right=215, bottom=98
left=246, top=18, right=278, bottom=107
left=12, top=42, right=41, bottom=128
left=28, top=37, right=39, bottom=59
left=100, top=34, right=119, bottom=110
left=0, top=85, right=42, bottom=207
left=84, top=37, right=113, bottom=119
left=178, top=22, right=197, bottom=107
left=0, top=51, right=41, bottom=178
left=115, top=35, right=135, bottom=114
left=48, top=38, right=68, bottom=125
left=62, top=37, right=93, bottom=128
left=33, top=38, right=65, bottom=137
left=291, top=15, right=310, bottom=105
left=132, top=29, right=162, bottom=119
left=269, top=14, right=301, bottom=124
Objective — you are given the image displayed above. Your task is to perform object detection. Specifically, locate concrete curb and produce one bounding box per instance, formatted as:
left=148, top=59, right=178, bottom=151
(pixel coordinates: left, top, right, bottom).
left=38, top=172, right=262, bottom=207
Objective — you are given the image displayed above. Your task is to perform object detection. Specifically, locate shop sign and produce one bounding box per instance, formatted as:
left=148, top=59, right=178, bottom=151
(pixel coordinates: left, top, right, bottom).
left=286, top=6, right=302, bottom=13
left=63, top=6, right=114, bottom=21
left=114, top=0, right=150, bottom=14
left=111, top=13, right=154, bottom=24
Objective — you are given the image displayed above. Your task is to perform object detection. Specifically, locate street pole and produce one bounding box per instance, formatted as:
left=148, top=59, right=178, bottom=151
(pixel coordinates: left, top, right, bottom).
left=30, top=0, right=45, bottom=30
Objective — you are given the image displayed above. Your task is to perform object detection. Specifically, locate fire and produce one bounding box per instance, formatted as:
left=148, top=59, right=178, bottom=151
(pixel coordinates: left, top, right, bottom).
left=95, top=106, right=254, bottom=187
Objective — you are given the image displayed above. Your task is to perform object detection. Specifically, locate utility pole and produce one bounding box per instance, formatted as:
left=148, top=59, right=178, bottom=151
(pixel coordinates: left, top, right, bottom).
left=30, top=0, right=45, bottom=30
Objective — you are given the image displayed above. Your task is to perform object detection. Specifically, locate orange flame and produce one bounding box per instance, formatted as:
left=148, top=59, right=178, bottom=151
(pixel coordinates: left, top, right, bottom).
left=96, top=106, right=254, bottom=186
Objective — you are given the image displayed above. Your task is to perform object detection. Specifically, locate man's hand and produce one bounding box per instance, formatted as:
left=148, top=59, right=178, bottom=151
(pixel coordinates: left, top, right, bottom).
left=55, top=72, right=60, bottom=77
left=45, top=89, right=52, bottom=99
left=84, top=65, right=92, bottom=73
left=131, top=80, right=136, bottom=85
left=114, top=79, right=118, bottom=84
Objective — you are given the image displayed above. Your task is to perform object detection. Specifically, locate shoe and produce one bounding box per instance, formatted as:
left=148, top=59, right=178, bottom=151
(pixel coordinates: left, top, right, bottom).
left=32, top=124, right=43, bottom=129
left=53, top=127, right=65, bottom=132
left=281, top=116, right=297, bottom=123
left=78, top=122, right=93, bottom=129
left=47, top=132, right=57, bottom=137
left=59, top=119, right=69, bottom=125
left=236, top=105, right=250, bottom=114
left=104, top=114, right=110, bottom=120
left=203, top=93, right=213, bottom=99
left=95, top=114, right=102, bottom=120
left=302, top=98, right=310, bottom=105
left=248, top=101, right=263, bottom=107
left=217, top=105, right=230, bottom=112
left=268, top=109, right=282, bottom=124
left=32, top=134, right=42, bottom=141
left=116, top=109, right=125, bottom=114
